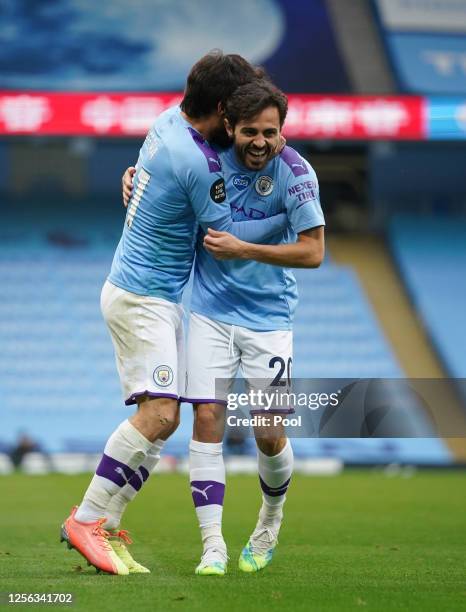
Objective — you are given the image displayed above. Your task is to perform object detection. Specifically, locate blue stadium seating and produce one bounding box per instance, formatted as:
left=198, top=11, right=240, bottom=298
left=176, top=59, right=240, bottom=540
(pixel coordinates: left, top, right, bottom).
left=390, top=215, right=466, bottom=414
left=390, top=215, right=466, bottom=379
left=0, top=203, right=451, bottom=464
left=293, top=266, right=401, bottom=379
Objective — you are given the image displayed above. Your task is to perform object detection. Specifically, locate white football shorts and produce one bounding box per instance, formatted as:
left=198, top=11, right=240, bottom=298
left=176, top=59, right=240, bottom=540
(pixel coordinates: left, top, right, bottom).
left=101, top=280, right=185, bottom=405
left=183, top=312, right=293, bottom=412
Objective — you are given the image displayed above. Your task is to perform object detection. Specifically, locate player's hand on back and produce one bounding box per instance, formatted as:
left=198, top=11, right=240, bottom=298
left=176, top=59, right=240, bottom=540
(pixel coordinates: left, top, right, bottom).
left=272, top=135, right=286, bottom=157
left=122, top=166, right=136, bottom=207
left=203, top=228, right=246, bottom=260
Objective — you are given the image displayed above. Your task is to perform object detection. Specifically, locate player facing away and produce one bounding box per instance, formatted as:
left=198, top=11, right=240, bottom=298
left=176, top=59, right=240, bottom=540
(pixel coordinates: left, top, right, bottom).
left=121, top=80, right=325, bottom=576
left=60, top=51, right=288, bottom=576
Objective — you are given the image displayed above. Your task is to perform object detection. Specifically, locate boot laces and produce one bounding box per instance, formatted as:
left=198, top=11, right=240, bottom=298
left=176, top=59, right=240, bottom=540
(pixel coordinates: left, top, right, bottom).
left=92, top=519, right=112, bottom=551
left=114, top=529, right=133, bottom=545
left=250, top=526, right=278, bottom=556
left=201, top=546, right=228, bottom=566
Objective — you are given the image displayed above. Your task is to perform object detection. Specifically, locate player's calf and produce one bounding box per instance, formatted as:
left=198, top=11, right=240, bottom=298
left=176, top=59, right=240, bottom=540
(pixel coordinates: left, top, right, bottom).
left=189, top=431, right=228, bottom=576
left=239, top=438, right=293, bottom=573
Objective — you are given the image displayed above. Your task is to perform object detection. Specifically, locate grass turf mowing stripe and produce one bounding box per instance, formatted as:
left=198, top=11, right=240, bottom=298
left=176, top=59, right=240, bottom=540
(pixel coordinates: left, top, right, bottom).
left=0, top=472, right=465, bottom=611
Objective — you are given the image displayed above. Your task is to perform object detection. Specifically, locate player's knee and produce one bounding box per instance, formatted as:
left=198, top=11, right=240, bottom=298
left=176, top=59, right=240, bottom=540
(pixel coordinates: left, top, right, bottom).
left=134, top=396, right=179, bottom=439
left=196, top=405, right=222, bottom=426
left=157, top=408, right=179, bottom=432
left=165, top=408, right=180, bottom=435
left=256, top=436, right=286, bottom=457
left=194, top=403, right=224, bottom=442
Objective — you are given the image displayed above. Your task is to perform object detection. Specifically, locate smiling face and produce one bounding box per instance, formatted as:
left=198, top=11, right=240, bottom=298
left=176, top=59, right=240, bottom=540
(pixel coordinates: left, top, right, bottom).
left=225, top=105, right=281, bottom=171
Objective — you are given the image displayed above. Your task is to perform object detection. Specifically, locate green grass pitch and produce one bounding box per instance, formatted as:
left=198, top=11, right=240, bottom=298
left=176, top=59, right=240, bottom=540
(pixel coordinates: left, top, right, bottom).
left=1, top=471, right=465, bottom=611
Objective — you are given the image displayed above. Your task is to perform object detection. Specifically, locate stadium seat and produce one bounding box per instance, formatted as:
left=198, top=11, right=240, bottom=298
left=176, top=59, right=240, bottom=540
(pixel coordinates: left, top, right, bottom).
left=390, top=215, right=466, bottom=385
left=1, top=203, right=450, bottom=464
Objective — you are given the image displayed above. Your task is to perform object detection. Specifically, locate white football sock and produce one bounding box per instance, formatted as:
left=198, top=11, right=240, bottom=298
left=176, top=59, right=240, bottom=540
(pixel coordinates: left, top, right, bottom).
left=257, top=439, right=293, bottom=529
left=189, top=440, right=226, bottom=550
left=104, top=439, right=165, bottom=530
left=75, top=419, right=152, bottom=523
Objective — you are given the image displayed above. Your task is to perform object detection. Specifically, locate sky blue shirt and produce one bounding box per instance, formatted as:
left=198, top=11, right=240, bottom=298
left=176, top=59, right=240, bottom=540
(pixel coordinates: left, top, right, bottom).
left=108, top=106, right=286, bottom=303
left=191, top=146, right=325, bottom=331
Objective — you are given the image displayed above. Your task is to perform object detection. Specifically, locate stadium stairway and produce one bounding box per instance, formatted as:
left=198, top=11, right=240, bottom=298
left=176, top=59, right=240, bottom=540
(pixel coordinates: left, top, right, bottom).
left=389, top=216, right=466, bottom=380
left=389, top=215, right=466, bottom=459
left=328, top=233, right=466, bottom=461
left=325, top=0, right=395, bottom=93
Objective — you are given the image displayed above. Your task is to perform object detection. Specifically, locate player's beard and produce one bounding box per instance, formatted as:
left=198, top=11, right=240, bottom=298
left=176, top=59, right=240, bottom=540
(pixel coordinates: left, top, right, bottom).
left=208, top=125, right=233, bottom=149
left=237, top=142, right=272, bottom=170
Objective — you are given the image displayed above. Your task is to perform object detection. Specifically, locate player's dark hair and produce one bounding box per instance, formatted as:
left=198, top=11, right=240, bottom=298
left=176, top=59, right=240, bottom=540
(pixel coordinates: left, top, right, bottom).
left=224, top=80, right=288, bottom=128
left=180, top=50, right=265, bottom=118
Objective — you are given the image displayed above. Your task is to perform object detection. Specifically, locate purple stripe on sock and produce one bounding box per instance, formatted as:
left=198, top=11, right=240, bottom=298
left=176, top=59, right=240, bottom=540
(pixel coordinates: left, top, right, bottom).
left=128, top=474, right=143, bottom=492
left=139, top=466, right=150, bottom=481
left=96, top=453, right=135, bottom=488
left=190, top=480, right=225, bottom=507
left=128, top=465, right=150, bottom=492
left=259, top=475, right=291, bottom=497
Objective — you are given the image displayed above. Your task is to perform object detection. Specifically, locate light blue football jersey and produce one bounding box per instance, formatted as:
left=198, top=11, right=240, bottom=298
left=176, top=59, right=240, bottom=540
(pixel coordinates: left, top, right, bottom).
left=108, top=106, right=286, bottom=303
left=190, top=146, right=325, bottom=331
left=108, top=106, right=229, bottom=302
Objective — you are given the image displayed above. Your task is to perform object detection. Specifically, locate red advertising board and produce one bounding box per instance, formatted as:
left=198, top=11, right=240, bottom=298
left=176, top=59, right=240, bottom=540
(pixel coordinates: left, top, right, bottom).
left=0, top=92, right=426, bottom=140
left=284, top=95, right=425, bottom=140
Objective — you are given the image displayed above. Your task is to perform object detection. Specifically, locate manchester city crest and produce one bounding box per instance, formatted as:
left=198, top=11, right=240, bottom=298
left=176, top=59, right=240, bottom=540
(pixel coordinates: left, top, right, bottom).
left=153, top=365, right=174, bottom=387
left=255, top=175, right=274, bottom=196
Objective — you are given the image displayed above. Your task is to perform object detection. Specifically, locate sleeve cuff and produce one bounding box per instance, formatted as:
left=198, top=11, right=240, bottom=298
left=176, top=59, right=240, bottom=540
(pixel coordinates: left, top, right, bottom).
left=294, top=221, right=325, bottom=234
